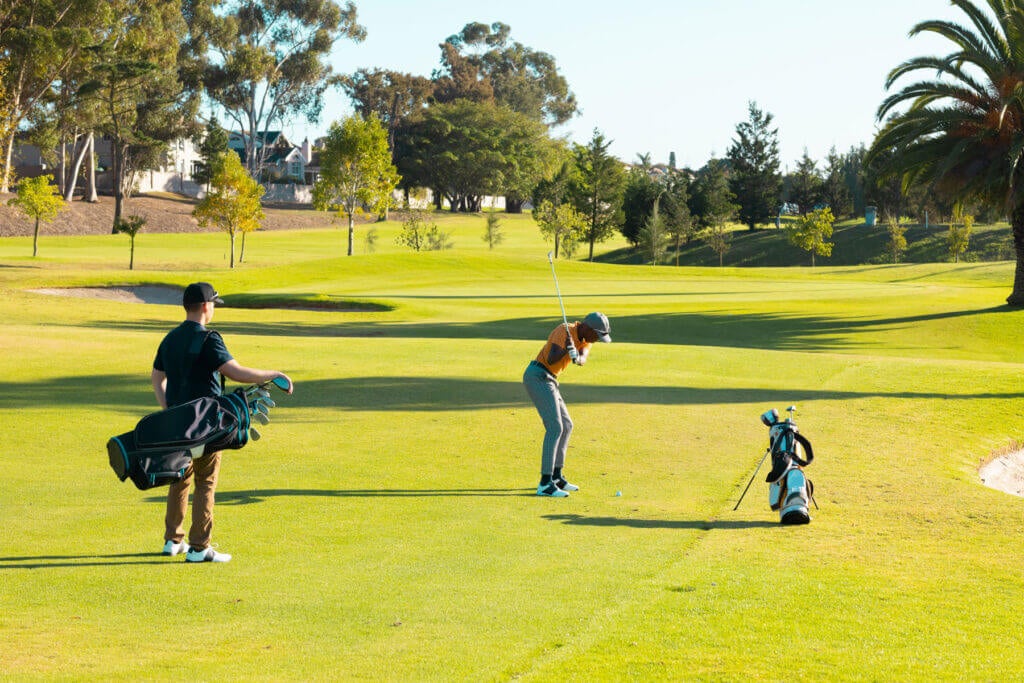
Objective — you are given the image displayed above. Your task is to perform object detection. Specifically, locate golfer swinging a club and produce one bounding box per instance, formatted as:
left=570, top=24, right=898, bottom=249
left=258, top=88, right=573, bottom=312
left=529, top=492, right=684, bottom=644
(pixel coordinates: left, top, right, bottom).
left=151, top=282, right=293, bottom=563
left=523, top=311, right=611, bottom=497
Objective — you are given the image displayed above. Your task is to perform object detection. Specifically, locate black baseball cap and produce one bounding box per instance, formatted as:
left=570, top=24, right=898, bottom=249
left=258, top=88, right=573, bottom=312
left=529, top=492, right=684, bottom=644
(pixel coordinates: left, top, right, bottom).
left=182, top=282, right=224, bottom=306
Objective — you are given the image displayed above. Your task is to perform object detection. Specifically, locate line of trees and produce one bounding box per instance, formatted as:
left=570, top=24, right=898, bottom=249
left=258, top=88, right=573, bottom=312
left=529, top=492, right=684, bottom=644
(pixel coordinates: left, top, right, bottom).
left=7, top=0, right=1021, bottom=290
left=0, top=0, right=368, bottom=232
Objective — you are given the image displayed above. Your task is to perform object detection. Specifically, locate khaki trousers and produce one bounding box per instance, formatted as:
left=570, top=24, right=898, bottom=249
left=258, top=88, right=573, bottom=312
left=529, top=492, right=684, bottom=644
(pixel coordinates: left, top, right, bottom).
left=164, top=451, right=222, bottom=550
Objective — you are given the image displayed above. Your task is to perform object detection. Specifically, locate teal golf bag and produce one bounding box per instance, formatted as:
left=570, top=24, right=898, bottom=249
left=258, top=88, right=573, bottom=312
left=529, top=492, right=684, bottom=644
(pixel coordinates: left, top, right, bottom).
left=761, top=408, right=815, bottom=525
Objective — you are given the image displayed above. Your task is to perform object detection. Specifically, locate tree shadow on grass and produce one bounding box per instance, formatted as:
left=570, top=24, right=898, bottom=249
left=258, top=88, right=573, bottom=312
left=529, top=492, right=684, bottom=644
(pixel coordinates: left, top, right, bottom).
left=141, top=488, right=536, bottom=505
left=0, top=552, right=172, bottom=569
left=4, top=374, right=1024, bottom=413
left=542, top=514, right=778, bottom=530
left=269, top=376, right=1024, bottom=411
left=78, top=304, right=1014, bottom=353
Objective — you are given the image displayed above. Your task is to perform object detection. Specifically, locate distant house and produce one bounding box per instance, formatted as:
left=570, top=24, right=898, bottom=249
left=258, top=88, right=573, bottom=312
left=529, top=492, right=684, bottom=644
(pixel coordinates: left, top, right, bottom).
left=228, top=131, right=310, bottom=183
left=10, top=133, right=204, bottom=198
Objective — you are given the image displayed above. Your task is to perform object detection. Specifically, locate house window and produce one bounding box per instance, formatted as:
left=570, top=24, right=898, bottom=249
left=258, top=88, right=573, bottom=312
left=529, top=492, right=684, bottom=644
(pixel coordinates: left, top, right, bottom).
left=289, top=161, right=302, bottom=180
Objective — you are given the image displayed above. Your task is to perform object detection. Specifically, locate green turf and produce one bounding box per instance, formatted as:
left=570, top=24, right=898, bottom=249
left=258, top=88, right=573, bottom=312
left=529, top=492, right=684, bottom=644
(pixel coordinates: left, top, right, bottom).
left=3, top=214, right=1024, bottom=680
left=599, top=216, right=1016, bottom=267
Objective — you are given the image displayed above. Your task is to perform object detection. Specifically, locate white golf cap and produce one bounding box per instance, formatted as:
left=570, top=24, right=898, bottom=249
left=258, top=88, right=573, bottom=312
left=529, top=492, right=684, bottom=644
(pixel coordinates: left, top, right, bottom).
left=583, top=312, right=611, bottom=342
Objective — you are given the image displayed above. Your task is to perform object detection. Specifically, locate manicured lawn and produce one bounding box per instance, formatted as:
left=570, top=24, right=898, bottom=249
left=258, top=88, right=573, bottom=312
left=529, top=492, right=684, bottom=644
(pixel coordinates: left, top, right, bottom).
left=2, top=216, right=1024, bottom=680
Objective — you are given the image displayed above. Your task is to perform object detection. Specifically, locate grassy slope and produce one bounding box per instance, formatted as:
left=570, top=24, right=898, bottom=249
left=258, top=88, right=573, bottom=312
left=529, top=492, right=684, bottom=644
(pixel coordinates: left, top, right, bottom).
left=2, top=214, right=1024, bottom=680
left=600, top=216, right=1015, bottom=267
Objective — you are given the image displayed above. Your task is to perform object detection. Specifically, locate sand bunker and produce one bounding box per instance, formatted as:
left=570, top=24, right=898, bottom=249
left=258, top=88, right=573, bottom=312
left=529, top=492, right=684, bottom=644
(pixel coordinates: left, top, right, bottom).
left=980, top=451, right=1024, bottom=497
left=29, top=286, right=182, bottom=305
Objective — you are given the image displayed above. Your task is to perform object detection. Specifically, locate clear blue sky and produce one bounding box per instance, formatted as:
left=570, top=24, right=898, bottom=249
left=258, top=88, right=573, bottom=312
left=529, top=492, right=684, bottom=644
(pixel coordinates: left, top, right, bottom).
left=292, top=0, right=964, bottom=170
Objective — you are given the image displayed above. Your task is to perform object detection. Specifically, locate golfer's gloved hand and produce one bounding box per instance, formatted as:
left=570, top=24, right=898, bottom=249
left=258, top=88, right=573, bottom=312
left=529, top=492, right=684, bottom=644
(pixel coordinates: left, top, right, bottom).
left=567, top=344, right=579, bottom=362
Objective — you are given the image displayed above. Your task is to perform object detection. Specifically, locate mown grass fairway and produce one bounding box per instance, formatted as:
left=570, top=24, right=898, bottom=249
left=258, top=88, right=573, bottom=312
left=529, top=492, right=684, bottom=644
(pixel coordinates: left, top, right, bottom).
left=2, top=215, right=1024, bottom=680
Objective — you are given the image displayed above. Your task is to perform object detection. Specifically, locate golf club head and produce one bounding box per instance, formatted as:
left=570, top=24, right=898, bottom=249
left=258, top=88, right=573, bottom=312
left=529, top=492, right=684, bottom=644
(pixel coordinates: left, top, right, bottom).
left=547, top=251, right=554, bottom=263
left=259, top=396, right=276, bottom=409
left=249, top=427, right=261, bottom=441
left=760, top=408, right=779, bottom=427
left=253, top=401, right=270, bottom=417
left=253, top=411, right=270, bottom=425
left=270, top=376, right=290, bottom=392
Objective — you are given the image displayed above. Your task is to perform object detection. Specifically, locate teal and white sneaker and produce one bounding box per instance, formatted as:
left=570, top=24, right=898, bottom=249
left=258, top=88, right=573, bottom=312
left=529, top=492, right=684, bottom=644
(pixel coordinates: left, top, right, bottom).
left=537, top=482, right=569, bottom=498
left=185, top=547, right=232, bottom=563
left=554, top=477, right=579, bottom=492
left=161, top=540, right=189, bottom=556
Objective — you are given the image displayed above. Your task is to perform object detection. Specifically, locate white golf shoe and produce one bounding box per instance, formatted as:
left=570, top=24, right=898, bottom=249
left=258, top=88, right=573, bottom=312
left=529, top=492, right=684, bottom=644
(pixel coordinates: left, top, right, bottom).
left=185, top=547, right=232, bottom=563
left=161, top=540, right=189, bottom=556
left=554, top=477, right=579, bottom=492
left=537, top=482, right=569, bottom=498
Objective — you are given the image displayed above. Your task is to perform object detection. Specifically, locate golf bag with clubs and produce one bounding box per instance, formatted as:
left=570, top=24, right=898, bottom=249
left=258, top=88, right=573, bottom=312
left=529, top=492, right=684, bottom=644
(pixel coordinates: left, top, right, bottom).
left=106, top=381, right=283, bottom=491
left=761, top=408, right=815, bottom=525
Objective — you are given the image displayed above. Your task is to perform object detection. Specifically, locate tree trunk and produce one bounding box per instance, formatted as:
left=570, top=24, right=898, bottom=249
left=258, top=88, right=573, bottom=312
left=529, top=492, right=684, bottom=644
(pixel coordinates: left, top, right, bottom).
left=2, top=130, right=16, bottom=193
left=348, top=213, right=355, bottom=256
left=229, top=231, right=235, bottom=268
left=33, top=216, right=39, bottom=257
left=1007, top=203, right=1024, bottom=306
left=64, top=133, right=90, bottom=202
left=129, top=236, right=135, bottom=270
left=111, top=142, right=126, bottom=233
left=240, top=231, right=246, bottom=263
left=57, top=139, right=67, bottom=196
left=84, top=134, right=98, bottom=202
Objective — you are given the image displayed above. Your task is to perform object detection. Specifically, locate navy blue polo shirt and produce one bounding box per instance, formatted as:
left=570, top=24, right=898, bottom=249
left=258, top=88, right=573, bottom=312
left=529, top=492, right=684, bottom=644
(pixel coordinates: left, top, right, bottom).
left=153, top=321, right=233, bottom=407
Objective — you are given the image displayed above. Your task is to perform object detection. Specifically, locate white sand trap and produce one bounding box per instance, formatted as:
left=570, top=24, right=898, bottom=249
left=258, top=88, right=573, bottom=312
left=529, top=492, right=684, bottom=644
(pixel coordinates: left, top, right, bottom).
left=29, top=286, right=182, bottom=305
left=980, top=450, right=1024, bottom=497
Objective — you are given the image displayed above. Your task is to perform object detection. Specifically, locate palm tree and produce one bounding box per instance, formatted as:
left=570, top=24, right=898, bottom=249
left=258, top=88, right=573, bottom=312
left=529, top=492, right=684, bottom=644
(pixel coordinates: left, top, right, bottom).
left=866, top=0, right=1024, bottom=305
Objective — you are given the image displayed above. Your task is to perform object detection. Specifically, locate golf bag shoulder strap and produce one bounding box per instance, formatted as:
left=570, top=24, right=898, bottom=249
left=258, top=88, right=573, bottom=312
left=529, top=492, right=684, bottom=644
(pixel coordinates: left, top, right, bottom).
left=792, top=432, right=813, bottom=467
left=187, top=329, right=225, bottom=393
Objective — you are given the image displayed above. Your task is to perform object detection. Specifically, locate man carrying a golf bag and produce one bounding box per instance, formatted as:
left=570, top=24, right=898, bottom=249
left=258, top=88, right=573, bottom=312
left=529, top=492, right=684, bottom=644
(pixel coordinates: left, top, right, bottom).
left=151, top=282, right=293, bottom=563
left=523, top=312, right=611, bottom=497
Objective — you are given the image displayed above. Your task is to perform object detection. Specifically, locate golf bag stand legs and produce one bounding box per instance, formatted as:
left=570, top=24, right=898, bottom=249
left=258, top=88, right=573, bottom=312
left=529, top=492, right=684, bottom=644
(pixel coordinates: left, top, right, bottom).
left=768, top=465, right=812, bottom=525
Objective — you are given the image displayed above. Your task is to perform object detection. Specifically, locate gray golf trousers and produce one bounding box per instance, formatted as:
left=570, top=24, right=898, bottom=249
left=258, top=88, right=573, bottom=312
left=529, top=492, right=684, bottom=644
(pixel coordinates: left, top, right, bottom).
left=523, top=361, right=573, bottom=475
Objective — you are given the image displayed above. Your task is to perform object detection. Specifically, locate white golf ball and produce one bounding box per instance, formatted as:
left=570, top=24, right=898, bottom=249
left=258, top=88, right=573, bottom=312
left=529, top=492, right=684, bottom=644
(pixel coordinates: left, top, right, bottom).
left=615, top=490, right=622, bottom=497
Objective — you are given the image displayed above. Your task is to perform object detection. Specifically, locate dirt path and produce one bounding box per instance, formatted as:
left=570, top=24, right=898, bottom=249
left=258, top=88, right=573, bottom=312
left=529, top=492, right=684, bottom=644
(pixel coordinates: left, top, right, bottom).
left=0, top=192, right=347, bottom=237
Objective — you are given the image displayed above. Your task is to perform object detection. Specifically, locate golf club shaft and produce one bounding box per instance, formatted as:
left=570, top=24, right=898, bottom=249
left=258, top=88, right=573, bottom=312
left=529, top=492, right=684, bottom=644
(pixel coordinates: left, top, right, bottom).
left=547, top=252, right=572, bottom=338
left=733, top=447, right=770, bottom=511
